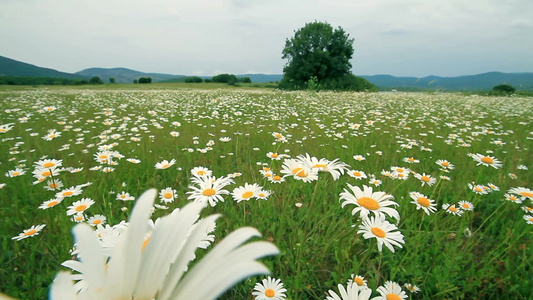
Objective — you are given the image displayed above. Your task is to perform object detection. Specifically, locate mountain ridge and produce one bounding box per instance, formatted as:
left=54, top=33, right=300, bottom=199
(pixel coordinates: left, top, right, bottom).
left=1, top=55, right=532, bottom=90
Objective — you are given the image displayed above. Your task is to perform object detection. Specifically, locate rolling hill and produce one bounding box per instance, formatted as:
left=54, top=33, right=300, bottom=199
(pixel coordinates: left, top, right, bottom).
left=75, top=68, right=185, bottom=84
left=2, top=55, right=532, bottom=90
left=359, top=72, right=533, bottom=91
left=0, top=55, right=86, bottom=79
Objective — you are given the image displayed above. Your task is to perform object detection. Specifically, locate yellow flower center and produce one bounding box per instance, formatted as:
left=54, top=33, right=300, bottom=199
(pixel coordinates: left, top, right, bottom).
left=273, top=175, right=282, bottom=181
left=275, top=133, right=283, bottom=138
left=242, top=191, right=254, bottom=199
left=161, top=164, right=170, bottom=169
left=371, top=227, right=386, bottom=238
left=197, top=170, right=206, bottom=175
left=270, top=153, right=279, bottom=158
left=449, top=206, right=458, bottom=212
left=313, top=164, right=327, bottom=168
left=421, top=176, right=431, bottom=182
left=520, top=192, right=533, bottom=198
left=474, top=186, right=482, bottom=192
left=203, top=188, right=216, bottom=196
left=43, top=162, right=55, bottom=168
left=49, top=134, right=57, bottom=138
left=62, top=191, right=74, bottom=197
left=353, top=171, right=362, bottom=177
left=387, top=294, right=401, bottom=300
left=265, top=289, right=275, bottom=297
left=164, top=192, right=173, bottom=199
left=42, top=171, right=52, bottom=177
left=481, top=157, right=494, bottom=164
left=0, top=129, right=6, bottom=132
left=441, top=161, right=450, bottom=167
left=93, top=220, right=102, bottom=225
left=75, top=205, right=87, bottom=212
left=292, top=168, right=306, bottom=177
left=397, top=168, right=404, bottom=172
left=417, top=197, right=430, bottom=207
left=354, top=277, right=364, bottom=286
left=408, top=158, right=415, bottom=162
left=12, top=172, right=20, bottom=176
left=47, top=201, right=59, bottom=207
left=461, top=203, right=471, bottom=209
left=49, top=183, right=58, bottom=189
left=24, top=229, right=37, bottom=236
left=357, top=197, right=379, bottom=210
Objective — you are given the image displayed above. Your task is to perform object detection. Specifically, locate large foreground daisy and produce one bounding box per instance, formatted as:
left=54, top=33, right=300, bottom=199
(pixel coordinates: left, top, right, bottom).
left=357, top=215, right=405, bottom=253
left=340, top=184, right=400, bottom=221
left=373, top=281, right=407, bottom=300
left=508, top=187, right=533, bottom=201
left=409, top=192, right=437, bottom=215
left=471, top=153, right=502, bottom=169
left=155, top=159, right=176, bottom=170
left=252, top=276, right=287, bottom=300
left=232, top=183, right=262, bottom=203
left=12, top=224, right=46, bottom=241
left=187, top=176, right=233, bottom=207
left=280, top=159, right=318, bottom=183
left=50, top=189, right=279, bottom=299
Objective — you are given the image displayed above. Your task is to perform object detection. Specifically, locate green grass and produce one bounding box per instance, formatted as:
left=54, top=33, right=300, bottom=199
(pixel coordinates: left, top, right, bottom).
left=0, top=87, right=532, bottom=299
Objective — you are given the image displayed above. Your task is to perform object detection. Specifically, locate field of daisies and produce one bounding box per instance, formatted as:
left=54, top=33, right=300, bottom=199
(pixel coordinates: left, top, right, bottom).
left=0, top=87, right=532, bottom=299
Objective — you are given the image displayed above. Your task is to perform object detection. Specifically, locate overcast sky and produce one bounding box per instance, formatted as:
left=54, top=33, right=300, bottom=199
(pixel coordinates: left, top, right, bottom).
left=1, top=0, right=532, bottom=77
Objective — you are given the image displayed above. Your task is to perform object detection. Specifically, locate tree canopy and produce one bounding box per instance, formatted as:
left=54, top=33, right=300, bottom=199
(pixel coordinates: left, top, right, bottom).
left=280, top=21, right=374, bottom=91
left=493, top=84, right=515, bottom=94
left=89, top=76, right=104, bottom=84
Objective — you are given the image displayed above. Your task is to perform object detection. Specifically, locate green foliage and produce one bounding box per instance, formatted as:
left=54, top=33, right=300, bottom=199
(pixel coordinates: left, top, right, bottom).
left=322, top=74, right=377, bottom=92
left=239, top=77, right=252, bottom=83
left=89, top=76, right=104, bottom=85
left=306, top=76, right=320, bottom=91
left=133, top=79, right=138, bottom=84
left=212, top=74, right=238, bottom=83
left=109, top=77, right=116, bottom=84
left=184, top=76, right=203, bottom=83
left=281, top=21, right=365, bottom=91
left=493, top=84, right=516, bottom=94
left=211, top=74, right=252, bottom=85
left=138, top=77, right=152, bottom=84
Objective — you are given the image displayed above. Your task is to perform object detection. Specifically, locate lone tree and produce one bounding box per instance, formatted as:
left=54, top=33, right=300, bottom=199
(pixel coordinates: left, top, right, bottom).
left=493, top=84, right=515, bottom=94
left=89, top=76, right=104, bottom=85
left=138, top=77, right=152, bottom=84
left=280, top=21, right=375, bottom=91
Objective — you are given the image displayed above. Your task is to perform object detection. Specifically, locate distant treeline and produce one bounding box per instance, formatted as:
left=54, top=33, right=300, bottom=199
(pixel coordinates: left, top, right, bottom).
left=185, top=74, right=252, bottom=85
left=0, top=76, right=93, bottom=85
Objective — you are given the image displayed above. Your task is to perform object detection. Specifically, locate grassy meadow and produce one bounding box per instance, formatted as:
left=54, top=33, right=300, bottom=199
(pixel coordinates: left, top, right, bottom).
left=0, top=86, right=532, bottom=299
